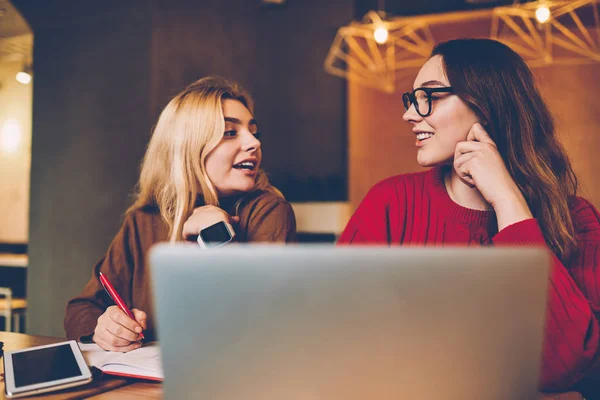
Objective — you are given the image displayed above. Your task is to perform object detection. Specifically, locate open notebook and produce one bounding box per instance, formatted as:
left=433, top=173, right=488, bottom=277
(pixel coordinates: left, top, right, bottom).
left=78, top=342, right=163, bottom=381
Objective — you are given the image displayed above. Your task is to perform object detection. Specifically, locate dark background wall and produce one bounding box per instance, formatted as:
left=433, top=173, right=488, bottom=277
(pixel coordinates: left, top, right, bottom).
left=150, top=0, right=352, bottom=201
left=14, top=0, right=353, bottom=337
left=355, top=0, right=515, bottom=17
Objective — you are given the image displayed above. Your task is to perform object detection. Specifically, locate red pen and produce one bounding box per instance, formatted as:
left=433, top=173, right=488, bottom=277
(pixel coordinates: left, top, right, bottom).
left=98, top=272, right=145, bottom=340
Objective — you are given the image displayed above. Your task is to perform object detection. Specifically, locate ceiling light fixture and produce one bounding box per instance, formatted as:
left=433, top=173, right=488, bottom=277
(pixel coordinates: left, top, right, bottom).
left=324, top=8, right=491, bottom=93
left=16, top=71, right=31, bottom=84
left=535, top=4, right=551, bottom=23
left=325, top=0, right=600, bottom=93
left=491, top=0, right=600, bottom=66
left=15, top=64, right=32, bottom=85
left=373, top=26, right=389, bottom=44
left=371, top=5, right=389, bottom=45
left=324, top=9, right=441, bottom=93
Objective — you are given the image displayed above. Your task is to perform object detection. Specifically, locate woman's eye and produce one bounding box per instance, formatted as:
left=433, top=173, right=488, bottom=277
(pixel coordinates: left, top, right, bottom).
left=224, top=130, right=237, bottom=137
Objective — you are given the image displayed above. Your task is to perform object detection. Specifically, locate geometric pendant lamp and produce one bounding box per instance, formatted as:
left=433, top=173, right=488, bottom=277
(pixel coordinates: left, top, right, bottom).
left=325, top=0, right=600, bottom=93
left=324, top=10, right=436, bottom=93
left=491, top=0, right=600, bottom=66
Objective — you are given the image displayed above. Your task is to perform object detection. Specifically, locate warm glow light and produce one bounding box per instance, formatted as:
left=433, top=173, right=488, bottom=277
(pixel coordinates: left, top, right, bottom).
left=0, top=119, right=22, bottom=153
left=15, top=71, right=32, bottom=85
left=536, top=6, right=551, bottom=24
left=373, top=26, right=389, bottom=44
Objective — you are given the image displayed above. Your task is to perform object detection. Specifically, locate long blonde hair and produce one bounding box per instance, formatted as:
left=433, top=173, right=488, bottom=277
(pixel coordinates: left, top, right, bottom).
left=128, top=76, right=281, bottom=242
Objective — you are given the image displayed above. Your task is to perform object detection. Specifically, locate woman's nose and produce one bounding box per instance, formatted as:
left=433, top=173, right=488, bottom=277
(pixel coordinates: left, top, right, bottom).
left=242, top=131, right=261, bottom=152
left=402, top=103, right=423, bottom=124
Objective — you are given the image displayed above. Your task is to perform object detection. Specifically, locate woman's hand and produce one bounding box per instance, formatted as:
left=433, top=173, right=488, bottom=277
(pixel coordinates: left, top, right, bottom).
left=92, top=305, right=146, bottom=352
left=182, top=205, right=240, bottom=240
left=453, top=123, right=533, bottom=230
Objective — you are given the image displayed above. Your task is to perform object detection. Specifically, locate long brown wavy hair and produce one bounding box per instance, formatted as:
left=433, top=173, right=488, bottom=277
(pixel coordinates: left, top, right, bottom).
left=128, top=76, right=281, bottom=242
left=431, top=38, right=578, bottom=262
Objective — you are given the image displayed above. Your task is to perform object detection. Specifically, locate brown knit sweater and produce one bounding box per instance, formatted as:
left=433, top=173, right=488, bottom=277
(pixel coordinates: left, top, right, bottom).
left=64, top=190, right=296, bottom=341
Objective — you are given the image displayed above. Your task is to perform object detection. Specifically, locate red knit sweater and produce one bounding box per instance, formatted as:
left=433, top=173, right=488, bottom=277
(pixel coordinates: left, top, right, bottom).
left=338, top=167, right=600, bottom=393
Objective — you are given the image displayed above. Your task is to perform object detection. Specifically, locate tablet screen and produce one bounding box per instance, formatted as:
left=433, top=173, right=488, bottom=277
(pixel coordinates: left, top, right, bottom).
left=11, top=343, right=83, bottom=387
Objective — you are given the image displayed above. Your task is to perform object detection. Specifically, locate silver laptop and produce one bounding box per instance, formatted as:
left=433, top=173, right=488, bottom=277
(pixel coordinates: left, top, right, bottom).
left=150, top=244, right=549, bottom=400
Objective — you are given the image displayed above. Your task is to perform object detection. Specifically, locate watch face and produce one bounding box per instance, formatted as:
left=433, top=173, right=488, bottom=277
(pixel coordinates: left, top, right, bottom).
left=200, top=221, right=233, bottom=248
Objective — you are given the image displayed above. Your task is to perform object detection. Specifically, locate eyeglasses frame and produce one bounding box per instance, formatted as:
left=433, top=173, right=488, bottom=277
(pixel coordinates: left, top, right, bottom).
left=402, top=87, right=454, bottom=117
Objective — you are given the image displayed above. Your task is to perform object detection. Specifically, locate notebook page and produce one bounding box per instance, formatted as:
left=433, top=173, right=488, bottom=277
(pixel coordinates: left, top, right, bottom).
left=101, top=343, right=162, bottom=374
left=79, top=342, right=163, bottom=379
left=79, top=342, right=119, bottom=367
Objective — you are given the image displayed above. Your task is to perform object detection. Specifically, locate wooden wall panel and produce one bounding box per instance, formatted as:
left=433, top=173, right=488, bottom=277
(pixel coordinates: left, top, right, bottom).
left=348, top=75, right=424, bottom=210
left=536, top=64, right=600, bottom=209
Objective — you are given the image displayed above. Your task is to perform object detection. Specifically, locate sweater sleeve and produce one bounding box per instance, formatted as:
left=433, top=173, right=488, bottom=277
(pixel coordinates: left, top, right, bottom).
left=245, top=196, right=297, bottom=243
left=338, top=181, right=395, bottom=245
left=492, top=211, right=600, bottom=391
left=64, top=214, right=137, bottom=341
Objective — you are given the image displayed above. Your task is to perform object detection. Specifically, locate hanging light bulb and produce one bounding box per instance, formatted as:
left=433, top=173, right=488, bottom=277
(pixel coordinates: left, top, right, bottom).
left=535, top=5, right=551, bottom=24
left=374, top=26, right=389, bottom=44
left=15, top=63, right=32, bottom=85
left=15, top=71, right=31, bottom=85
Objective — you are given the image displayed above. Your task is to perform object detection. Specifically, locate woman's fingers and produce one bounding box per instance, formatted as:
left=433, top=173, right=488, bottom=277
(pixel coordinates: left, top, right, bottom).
left=93, top=319, right=141, bottom=349
left=94, top=334, right=141, bottom=352
left=454, top=151, right=478, bottom=170
left=453, top=123, right=499, bottom=188
left=109, top=307, right=144, bottom=338
left=453, top=141, right=480, bottom=188
left=93, top=305, right=143, bottom=351
left=466, top=122, right=495, bottom=145
left=131, top=309, right=147, bottom=330
left=454, top=152, right=478, bottom=187
left=455, top=140, right=483, bottom=156
left=91, top=305, right=149, bottom=352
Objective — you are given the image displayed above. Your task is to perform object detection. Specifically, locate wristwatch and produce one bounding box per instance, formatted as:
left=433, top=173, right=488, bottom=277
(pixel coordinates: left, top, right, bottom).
left=197, top=221, right=236, bottom=249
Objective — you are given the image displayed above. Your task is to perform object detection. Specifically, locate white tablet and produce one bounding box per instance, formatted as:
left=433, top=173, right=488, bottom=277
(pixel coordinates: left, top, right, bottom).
left=3, top=340, right=93, bottom=398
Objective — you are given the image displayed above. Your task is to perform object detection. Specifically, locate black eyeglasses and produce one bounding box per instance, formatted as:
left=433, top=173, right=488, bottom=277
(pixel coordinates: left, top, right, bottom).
left=402, top=87, right=454, bottom=117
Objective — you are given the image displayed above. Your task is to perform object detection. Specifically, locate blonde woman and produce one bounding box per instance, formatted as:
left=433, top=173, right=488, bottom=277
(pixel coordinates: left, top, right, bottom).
left=64, top=77, right=296, bottom=351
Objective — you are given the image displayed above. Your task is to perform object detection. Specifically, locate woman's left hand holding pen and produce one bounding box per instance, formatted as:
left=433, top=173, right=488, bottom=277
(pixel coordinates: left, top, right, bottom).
left=92, top=305, right=147, bottom=352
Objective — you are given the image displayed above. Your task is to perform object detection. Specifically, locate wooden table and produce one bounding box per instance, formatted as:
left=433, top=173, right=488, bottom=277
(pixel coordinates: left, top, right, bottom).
left=0, top=332, right=162, bottom=399
left=88, top=382, right=163, bottom=399
left=0, top=332, right=585, bottom=399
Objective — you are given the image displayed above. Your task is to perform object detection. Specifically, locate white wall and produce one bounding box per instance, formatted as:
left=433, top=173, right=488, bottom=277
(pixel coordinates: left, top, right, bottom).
left=0, top=59, right=32, bottom=243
